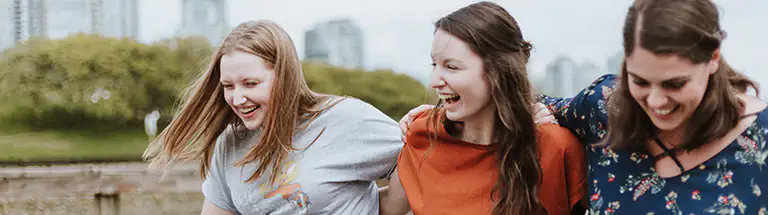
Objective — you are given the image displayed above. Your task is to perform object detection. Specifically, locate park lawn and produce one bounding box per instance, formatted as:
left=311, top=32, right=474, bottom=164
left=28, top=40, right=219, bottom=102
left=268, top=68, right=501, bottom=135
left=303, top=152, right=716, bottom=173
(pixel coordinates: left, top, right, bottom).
left=0, top=126, right=151, bottom=162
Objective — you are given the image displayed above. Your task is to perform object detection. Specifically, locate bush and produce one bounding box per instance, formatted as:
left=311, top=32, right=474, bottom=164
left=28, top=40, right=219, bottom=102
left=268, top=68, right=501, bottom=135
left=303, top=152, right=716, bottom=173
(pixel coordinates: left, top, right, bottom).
left=0, top=34, right=209, bottom=129
left=0, top=35, right=432, bottom=129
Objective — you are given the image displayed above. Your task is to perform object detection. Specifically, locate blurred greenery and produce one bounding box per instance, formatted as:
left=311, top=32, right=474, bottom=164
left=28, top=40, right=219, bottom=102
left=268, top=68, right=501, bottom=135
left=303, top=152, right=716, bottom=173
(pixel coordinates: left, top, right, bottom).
left=0, top=34, right=433, bottom=162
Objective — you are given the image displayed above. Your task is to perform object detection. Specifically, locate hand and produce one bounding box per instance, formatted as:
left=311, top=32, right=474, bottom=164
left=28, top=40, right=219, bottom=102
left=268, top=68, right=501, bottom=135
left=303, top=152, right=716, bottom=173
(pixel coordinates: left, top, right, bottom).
left=399, top=104, right=435, bottom=142
left=533, top=102, right=557, bottom=125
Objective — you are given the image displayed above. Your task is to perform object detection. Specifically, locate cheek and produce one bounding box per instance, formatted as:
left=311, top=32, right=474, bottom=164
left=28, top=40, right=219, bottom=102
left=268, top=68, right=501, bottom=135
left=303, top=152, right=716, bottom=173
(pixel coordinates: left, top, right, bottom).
left=628, top=85, right=647, bottom=104
left=252, top=85, right=272, bottom=104
left=223, top=90, right=235, bottom=106
left=676, top=85, right=706, bottom=105
left=467, top=75, right=492, bottom=104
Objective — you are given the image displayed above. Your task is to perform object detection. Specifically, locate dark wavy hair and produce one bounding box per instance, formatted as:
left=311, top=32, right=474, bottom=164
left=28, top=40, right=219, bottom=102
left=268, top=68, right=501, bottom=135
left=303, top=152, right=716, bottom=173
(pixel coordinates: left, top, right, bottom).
left=606, top=0, right=759, bottom=151
left=426, top=2, right=544, bottom=214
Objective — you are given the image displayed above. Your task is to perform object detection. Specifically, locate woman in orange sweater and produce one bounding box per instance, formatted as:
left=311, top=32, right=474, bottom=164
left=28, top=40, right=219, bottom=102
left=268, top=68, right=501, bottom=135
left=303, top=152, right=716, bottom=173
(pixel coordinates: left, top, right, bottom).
left=379, top=2, right=587, bottom=215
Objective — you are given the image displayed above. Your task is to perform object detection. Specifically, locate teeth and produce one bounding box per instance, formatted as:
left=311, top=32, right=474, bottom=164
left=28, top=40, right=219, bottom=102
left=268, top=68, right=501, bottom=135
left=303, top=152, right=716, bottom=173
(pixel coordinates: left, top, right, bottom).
left=654, top=107, right=674, bottom=115
left=438, top=94, right=460, bottom=100
left=239, top=106, right=258, bottom=114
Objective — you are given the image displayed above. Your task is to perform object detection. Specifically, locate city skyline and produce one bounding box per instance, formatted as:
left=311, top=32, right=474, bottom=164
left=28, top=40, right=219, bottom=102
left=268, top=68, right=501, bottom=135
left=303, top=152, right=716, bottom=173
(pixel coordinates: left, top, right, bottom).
left=0, top=0, right=139, bottom=50
left=177, top=0, right=229, bottom=45
left=304, top=18, right=365, bottom=69
left=135, top=0, right=767, bottom=99
left=1, top=0, right=765, bottom=99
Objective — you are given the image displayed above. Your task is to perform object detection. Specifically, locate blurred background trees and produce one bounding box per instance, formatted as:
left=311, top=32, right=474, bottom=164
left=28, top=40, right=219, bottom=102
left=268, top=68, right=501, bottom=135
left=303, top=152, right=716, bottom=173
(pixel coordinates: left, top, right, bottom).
left=0, top=34, right=433, bottom=131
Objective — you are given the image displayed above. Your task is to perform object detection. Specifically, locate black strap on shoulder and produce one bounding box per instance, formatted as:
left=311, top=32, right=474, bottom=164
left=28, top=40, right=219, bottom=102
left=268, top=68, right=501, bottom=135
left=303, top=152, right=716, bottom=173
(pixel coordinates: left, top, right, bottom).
left=652, top=137, right=685, bottom=173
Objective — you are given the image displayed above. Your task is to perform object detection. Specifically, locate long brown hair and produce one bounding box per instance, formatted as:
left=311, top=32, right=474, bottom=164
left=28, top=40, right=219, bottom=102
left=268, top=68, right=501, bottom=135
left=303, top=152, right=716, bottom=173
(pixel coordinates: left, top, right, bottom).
left=606, top=0, right=760, bottom=151
left=143, top=20, right=326, bottom=186
left=426, top=2, right=544, bottom=214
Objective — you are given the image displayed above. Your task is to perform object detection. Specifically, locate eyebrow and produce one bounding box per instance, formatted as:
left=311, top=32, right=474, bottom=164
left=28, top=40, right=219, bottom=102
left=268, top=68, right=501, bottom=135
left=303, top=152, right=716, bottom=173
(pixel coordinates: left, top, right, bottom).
left=627, top=71, right=692, bottom=83
left=220, top=76, right=261, bottom=83
left=432, top=56, right=462, bottom=65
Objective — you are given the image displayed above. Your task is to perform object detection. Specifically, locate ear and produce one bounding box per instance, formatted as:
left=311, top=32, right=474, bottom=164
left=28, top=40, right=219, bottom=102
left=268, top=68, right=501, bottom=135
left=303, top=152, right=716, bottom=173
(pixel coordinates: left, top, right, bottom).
left=708, top=49, right=721, bottom=75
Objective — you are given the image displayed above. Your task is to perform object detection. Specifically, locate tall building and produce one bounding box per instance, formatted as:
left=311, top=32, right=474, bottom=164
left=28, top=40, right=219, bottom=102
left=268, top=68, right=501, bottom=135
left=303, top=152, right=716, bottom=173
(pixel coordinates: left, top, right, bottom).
left=606, top=51, right=623, bottom=74
left=0, top=0, right=138, bottom=51
left=304, top=18, right=364, bottom=69
left=1, top=0, right=46, bottom=51
left=177, top=0, right=229, bottom=45
left=543, top=55, right=603, bottom=97
left=91, top=0, right=140, bottom=39
left=12, top=0, right=46, bottom=40
left=0, top=1, right=15, bottom=51
left=544, top=56, right=577, bottom=97
left=46, top=0, right=139, bottom=39
left=45, top=0, right=92, bottom=39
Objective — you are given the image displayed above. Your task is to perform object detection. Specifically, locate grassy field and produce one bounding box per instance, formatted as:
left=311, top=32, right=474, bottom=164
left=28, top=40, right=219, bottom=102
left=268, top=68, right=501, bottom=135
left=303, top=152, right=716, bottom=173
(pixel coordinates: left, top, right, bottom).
left=0, top=124, right=150, bottom=162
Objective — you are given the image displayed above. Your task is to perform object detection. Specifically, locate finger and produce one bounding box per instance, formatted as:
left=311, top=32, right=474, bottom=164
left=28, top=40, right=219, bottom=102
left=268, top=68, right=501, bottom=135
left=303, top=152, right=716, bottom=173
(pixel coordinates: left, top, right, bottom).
left=399, top=119, right=409, bottom=135
left=548, top=116, right=558, bottom=124
left=537, top=116, right=557, bottom=125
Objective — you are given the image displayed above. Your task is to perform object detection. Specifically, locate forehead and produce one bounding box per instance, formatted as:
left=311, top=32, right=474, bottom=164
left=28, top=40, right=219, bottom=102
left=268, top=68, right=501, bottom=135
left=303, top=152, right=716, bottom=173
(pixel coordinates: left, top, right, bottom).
left=431, top=29, right=475, bottom=60
left=219, top=50, right=273, bottom=80
left=625, top=48, right=702, bottom=80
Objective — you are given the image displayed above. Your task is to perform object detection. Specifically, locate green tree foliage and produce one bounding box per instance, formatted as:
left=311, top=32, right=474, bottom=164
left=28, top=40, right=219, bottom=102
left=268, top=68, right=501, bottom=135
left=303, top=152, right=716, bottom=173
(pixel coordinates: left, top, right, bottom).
left=303, top=63, right=434, bottom=119
left=0, top=34, right=431, bottom=130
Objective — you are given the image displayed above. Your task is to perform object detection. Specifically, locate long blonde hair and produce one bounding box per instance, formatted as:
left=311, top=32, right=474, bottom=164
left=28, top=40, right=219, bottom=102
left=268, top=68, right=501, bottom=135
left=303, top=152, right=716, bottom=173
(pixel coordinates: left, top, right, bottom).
left=144, top=20, right=327, bottom=186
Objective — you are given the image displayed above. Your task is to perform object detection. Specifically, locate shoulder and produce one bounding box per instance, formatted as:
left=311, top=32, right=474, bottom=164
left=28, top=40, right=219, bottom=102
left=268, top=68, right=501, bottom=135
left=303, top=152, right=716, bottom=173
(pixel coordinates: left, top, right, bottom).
left=582, top=74, right=618, bottom=101
left=537, top=124, right=585, bottom=156
left=753, top=106, right=768, bottom=129
left=211, top=125, right=252, bottom=163
left=310, top=96, right=399, bottom=138
left=322, top=96, right=393, bottom=122
left=407, top=108, right=442, bottom=135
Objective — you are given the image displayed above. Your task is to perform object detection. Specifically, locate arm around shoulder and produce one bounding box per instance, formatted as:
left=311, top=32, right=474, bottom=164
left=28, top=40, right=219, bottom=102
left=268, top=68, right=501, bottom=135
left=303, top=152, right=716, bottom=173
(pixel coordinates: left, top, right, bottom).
left=538, top=74, right=617, bottom=143
left=320, top=98, right=405, bottom=182
left=558, top=127, right=588, bottom=210
left=538, top=124, right=587, bottom=212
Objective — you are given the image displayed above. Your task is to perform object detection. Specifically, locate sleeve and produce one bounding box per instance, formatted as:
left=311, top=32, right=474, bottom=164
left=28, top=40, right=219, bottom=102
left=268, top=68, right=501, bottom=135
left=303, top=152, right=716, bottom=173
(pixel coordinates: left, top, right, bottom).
left=562, top=130, right=588, bottom=210
left=201, top=130, right=238, bottom=212
left=537, top=74, right=617, bottom=144
left=317, top=98, right=405, bottom=182
left=384, top=109, right=432, bottom=180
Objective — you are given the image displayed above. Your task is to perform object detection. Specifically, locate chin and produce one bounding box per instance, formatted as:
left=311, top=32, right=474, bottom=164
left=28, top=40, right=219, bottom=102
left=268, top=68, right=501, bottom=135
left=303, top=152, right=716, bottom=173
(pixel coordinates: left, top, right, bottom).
left=649, top=118, right=683, bottom=131
left=242, top=120, right=263, bottom=130
left=444, top=111, right=465, bottom=122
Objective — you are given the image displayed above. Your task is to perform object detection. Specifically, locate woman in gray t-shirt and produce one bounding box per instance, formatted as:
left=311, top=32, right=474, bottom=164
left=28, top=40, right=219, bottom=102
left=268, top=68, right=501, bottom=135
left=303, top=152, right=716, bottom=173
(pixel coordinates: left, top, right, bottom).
left=144, top=20, right=403, bottom=215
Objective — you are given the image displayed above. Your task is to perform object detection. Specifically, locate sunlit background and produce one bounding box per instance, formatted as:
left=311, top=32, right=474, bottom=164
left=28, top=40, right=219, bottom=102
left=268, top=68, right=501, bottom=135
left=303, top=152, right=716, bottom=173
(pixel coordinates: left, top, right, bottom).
left=135, top=0, right=767, bottom=96
left=0, top=0, right=766, bottom=214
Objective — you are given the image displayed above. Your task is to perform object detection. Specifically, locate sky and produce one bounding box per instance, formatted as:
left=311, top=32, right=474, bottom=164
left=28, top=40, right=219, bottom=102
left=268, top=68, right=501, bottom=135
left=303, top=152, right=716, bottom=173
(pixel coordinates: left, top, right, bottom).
left=137, top=0, right=768, bottom=99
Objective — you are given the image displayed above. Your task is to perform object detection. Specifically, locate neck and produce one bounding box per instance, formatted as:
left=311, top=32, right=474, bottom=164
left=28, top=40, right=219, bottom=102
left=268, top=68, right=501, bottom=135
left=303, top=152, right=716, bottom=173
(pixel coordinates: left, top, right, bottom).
left=657, top=126, right=686, bottom=148
left=459, top=105, right=496, bottom=145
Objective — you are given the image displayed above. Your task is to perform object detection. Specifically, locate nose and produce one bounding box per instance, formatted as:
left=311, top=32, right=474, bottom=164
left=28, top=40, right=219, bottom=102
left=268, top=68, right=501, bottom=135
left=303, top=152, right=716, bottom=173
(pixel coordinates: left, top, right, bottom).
left=430, top=73, right=446, bottom=89
left=233, top=89, right=248, bottom=106
left=646, top=87, right=668, bottom=109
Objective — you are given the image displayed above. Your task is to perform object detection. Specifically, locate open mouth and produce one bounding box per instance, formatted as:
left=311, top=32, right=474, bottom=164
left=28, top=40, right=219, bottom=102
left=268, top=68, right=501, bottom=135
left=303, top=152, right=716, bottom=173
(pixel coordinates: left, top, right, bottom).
left=439, top=94, right=461, bottom=105
left=652, top=105, right=679, bottom=117
left=239, top=105, right=261, bottom=115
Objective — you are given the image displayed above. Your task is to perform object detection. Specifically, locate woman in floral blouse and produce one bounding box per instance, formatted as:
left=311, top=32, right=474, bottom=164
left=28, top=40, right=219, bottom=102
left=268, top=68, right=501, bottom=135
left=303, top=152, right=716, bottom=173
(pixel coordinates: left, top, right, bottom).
left=399, top=0, right=767, bottom=214
left=538, top=0, right=767, bottom=214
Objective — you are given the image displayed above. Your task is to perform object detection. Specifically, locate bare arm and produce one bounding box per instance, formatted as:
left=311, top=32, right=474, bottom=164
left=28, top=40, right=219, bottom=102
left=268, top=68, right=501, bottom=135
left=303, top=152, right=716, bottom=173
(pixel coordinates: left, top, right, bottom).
left=379, top=169, right=411, bottom=215
left=201, top=200, right=236, bottom=215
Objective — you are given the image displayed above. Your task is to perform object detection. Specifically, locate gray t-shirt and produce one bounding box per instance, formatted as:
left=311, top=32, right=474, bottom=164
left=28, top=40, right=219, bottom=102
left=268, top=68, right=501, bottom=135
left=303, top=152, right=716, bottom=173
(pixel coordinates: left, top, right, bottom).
left=202, top=97, right=403, bottom=215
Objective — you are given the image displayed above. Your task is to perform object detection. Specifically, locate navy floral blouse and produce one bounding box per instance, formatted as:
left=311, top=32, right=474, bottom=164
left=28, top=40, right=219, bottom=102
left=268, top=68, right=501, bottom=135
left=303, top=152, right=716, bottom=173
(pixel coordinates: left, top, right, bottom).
left=539, top=74, right=768, bottom=215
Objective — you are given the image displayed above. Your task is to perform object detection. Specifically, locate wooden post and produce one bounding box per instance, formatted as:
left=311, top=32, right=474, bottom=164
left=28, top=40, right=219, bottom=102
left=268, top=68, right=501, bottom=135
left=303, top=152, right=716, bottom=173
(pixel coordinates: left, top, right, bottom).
left=94, top=193, right=120, bottom=215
